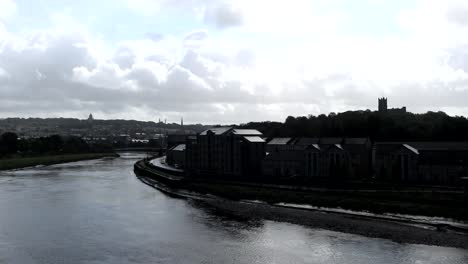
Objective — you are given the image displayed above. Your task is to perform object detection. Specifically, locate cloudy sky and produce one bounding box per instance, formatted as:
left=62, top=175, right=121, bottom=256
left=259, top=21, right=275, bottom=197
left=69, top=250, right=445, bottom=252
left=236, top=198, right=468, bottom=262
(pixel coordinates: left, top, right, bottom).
left=0, top=0, right=468, bottom=124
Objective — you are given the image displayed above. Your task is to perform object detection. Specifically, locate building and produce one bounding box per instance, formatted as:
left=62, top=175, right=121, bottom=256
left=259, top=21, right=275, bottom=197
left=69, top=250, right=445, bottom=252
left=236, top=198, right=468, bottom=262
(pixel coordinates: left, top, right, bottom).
left=316, top=138, right=350, bottom=180
left=262, top=150, right=305, bottom=178
left=262, top=137, right=370, bottom=181
left=290, top=137, right=319, bottom=151
left=378, top=97, right=406, bottom=114
left=343, top=138, right=372, bottom=179
left=166, top=144, right=186, bottom=169
left=373, top=142, right=468, bottom=186
left=266, top=138, right=294, bottom=152
left=167, top=134, right=192, bottom=150
left=185, top=127, right=266, bottom=179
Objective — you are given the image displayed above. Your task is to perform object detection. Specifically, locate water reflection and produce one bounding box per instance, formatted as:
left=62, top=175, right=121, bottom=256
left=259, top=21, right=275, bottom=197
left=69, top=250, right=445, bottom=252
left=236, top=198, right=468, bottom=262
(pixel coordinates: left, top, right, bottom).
left=0, top=152, right=465, bottom=264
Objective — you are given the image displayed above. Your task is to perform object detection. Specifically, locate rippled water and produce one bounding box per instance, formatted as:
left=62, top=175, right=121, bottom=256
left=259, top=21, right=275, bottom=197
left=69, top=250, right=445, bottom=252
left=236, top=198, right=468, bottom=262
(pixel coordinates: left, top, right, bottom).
left=0, top=153, right=466, bottom=264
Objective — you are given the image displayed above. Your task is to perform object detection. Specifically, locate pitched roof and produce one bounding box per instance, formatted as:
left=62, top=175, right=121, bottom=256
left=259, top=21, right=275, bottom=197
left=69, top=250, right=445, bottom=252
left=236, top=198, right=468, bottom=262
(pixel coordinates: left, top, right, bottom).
left=267, top=137, right=293, bottom=145
left=171, top=144, right=186, bottom=151
left=292, top=137, right=319, bottom=146
left=333, top=144, right=344, bottom=150
left=243, top=136, right=266, bottom=143
left=344, top=138, right=369, bottom=145
left=232, top=129, right=263, bottom=136
left=375, top=141, right=468, bottom=153
left=199, top=127, right=232, bottom=135
left=306, top=144, right=321, bottom=151
left=404, top=142, right=468, bottom=151
left=319, top=138, right=343, bottom=145
left=402, top=144, right=419, bottom=155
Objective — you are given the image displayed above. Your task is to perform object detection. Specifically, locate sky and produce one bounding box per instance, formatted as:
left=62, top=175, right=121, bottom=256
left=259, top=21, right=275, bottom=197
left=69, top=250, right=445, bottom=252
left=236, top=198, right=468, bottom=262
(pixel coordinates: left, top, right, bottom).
left=0, top=0, right=468, bottom=124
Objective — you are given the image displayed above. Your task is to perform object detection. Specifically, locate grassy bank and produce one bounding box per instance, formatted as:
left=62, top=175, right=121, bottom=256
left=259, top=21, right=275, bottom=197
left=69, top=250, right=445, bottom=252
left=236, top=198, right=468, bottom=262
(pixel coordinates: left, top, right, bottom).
left=186, top=182, right=468, bottom=220
left=0, top=153, right=119, bottom=171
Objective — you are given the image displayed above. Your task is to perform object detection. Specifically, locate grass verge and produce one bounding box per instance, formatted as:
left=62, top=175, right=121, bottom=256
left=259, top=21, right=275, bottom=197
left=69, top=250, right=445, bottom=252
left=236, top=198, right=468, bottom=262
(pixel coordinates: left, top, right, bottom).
left=0, top=153, right=119, bottom=171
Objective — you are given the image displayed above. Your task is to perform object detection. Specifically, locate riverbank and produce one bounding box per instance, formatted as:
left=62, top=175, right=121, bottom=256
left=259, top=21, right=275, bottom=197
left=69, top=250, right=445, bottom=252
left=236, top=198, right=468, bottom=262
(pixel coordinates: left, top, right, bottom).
left=136, top=173, right=468, bottom=249
left=185, top=181, right=468, bottom=221
left=135, top=158, right=468, bottom=221
left=0, top=152, right=119, bottom=170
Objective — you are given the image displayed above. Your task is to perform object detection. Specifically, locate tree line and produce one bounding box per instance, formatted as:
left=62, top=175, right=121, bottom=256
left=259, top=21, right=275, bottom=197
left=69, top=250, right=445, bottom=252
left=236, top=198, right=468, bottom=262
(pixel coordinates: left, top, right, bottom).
left=240, top=110, right=468, bottom=141
left=0, top=133, right=113, bottom=158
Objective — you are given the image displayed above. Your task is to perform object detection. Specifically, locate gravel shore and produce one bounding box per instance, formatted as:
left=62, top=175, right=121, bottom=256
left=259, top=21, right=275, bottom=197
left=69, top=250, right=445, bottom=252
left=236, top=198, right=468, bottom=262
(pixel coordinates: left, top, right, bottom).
left=138, top=175, right=468, bottom=249
left=195, top=198, right=468, bottom=249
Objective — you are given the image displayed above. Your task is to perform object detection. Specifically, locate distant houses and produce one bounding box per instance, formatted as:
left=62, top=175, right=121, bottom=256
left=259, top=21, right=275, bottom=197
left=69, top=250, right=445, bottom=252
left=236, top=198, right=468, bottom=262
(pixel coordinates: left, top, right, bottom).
left=166, top=126, right=468, bottom=187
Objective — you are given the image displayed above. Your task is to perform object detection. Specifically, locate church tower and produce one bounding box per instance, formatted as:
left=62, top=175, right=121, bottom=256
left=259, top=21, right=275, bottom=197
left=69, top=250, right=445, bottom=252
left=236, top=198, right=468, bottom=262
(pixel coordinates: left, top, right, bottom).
left=378, top=97, right=387, bottom=113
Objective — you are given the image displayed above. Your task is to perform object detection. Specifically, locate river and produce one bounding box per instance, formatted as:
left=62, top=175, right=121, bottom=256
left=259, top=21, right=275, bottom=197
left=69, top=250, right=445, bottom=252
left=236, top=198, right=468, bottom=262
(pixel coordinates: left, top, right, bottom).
left=0, top=153, right=466, bottom=264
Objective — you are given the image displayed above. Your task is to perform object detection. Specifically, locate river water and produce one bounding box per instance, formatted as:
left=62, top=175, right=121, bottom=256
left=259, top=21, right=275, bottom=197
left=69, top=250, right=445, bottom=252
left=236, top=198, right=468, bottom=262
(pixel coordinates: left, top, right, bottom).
left=0, top=153, right=466, bottom=264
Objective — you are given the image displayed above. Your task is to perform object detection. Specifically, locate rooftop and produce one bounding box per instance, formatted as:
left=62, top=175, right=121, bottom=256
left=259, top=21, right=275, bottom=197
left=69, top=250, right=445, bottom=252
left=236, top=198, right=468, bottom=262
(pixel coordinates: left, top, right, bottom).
left=292, top=137, right=319, bottom=146
left=170, top=144, right=186, bottom=152
left=199, top=127, right=232, bottom=135
left=375, top=142, right=468, bottom=152
left=267, top=137, right=293, bottom=145
left=403, top=144, right=419, bottom=155
left=243, top=136, right=266, bottom=143
left=344, top=138, right=369, bottom=145
left=319, top=138, right=343, bottom=145
left=232, top=129, right=263, bottom=136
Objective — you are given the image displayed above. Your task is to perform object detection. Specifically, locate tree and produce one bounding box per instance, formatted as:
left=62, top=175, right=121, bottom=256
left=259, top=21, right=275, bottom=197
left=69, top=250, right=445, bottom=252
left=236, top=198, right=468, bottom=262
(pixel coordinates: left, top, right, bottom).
left=1, top=132, right=18, bottom=155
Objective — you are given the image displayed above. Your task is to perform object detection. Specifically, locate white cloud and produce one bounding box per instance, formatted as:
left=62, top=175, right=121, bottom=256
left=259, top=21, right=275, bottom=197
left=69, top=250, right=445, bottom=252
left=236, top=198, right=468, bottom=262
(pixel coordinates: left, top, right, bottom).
left=0, top=0, right=16, bottom=20
left=125, top=0, right=164, bottom=16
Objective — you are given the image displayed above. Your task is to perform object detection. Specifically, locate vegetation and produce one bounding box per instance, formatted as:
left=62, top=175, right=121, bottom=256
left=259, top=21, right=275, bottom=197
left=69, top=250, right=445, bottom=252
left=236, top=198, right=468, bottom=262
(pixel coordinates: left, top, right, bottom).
left=0, top=132, right=117, bottom=170
left=0, top=133, right=113, bottom=158
left=240, top=110, right=468, bottom=141
left=0, top=117, right=209, bottom=133
left=0, top=153, right=118, bottom=171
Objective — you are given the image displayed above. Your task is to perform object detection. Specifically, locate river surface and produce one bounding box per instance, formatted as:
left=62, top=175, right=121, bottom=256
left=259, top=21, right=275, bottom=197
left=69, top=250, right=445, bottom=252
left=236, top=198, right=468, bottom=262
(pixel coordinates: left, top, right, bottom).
left=0, top=153, right=466, bottom=264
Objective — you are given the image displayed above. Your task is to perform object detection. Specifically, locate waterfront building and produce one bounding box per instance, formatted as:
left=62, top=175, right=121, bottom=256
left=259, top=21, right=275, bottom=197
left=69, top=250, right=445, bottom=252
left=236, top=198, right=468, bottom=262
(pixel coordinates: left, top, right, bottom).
left=263, top=137, right=370, bottom=181
left=373, top=142, right=468, bottom=186
left=185, top=127, right=266, bottom=179
left=167, top=134, right=192, bottom=150
left=166, top=144, right=186, bottom=169
left=263, top=150, right=305, bottom=179
left=266, top=137, right=294, bottom=152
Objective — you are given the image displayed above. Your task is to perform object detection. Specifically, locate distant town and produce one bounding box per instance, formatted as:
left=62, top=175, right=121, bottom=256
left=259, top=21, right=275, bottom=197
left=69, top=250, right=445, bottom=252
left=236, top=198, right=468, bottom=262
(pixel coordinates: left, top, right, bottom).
left=0, top=114, right=209, bottom=149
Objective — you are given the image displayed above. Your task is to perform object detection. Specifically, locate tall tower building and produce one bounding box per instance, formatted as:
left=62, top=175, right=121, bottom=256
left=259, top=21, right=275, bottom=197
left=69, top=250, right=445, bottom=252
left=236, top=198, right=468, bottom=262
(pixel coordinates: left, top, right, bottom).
left=378, top=97, right=387, bottom=113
